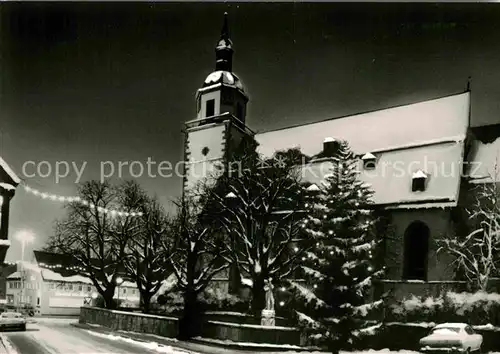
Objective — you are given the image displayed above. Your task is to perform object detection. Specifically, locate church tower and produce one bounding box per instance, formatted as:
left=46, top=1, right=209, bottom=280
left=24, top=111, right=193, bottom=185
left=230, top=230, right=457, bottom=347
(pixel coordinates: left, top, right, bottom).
left=183, top=13, right=253, bottom=194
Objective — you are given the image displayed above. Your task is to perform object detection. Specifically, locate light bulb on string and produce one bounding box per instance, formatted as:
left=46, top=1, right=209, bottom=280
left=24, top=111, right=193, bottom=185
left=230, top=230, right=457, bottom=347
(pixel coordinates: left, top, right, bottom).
left=22, top=182, right=143, bottom=218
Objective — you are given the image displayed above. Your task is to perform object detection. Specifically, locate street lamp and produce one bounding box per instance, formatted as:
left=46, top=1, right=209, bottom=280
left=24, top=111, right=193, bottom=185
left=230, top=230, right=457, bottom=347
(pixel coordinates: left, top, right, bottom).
left=14, top=230, right=35, bottom=311
left=115, top=277, right=124, bottom=304
left=90, top=292, right=98, bottom=306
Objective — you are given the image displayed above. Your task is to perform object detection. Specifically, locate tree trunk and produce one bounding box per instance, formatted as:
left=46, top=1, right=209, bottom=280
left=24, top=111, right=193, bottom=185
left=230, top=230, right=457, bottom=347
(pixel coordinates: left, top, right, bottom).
left=178, top=288, right=202, bottom=340
left=228, top=262, right=240, bottom=295
left=103, top=286, right=116, bottom=309
left=141, top=292, right=152, bottom=314
left=250, top=277, right=266, bottom=317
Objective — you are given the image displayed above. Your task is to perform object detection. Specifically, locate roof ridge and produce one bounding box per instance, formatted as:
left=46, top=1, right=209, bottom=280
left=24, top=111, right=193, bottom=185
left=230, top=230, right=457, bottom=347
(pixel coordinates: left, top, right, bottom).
left=256, top=91, right=469, bottom=135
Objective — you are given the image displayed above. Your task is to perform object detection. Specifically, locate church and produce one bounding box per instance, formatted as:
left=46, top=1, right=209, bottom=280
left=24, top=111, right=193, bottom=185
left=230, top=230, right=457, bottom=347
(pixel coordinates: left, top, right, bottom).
left=183, top=13, right=500, bottom=299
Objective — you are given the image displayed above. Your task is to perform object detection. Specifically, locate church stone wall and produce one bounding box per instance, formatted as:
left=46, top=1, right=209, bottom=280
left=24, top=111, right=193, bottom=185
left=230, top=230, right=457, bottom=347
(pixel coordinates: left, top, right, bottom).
left=385, top=208, right=455, bottom=282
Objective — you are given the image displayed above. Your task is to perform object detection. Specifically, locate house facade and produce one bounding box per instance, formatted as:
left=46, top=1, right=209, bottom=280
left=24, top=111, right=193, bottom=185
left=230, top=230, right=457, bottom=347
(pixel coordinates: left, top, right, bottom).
left=0, top=158, right=20, bottom=265
left=4, top=251, right=140, bottom=316
left=183, top=14, right=498, bottom=299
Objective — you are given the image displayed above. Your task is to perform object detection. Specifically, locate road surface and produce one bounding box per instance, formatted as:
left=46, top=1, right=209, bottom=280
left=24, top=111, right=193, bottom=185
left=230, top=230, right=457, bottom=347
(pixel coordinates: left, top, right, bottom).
left=0, top=318, right=182, bottom=354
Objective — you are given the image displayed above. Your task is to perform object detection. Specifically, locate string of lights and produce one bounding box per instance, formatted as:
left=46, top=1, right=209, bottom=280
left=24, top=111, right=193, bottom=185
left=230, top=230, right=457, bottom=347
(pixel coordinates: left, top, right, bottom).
left=3, top=260, right=85, bottom=272
left=22, top=183, right=143, bottom=218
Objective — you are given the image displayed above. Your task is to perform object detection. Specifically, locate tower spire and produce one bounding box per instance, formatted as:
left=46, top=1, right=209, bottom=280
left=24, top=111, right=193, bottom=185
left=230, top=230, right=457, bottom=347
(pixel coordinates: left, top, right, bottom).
left=215, top=12, right=234, bottom=72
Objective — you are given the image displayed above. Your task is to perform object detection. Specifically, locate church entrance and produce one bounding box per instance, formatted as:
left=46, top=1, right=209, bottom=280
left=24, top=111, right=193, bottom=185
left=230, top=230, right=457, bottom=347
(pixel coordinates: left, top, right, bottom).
left=403, top=220, right=430, bottom=281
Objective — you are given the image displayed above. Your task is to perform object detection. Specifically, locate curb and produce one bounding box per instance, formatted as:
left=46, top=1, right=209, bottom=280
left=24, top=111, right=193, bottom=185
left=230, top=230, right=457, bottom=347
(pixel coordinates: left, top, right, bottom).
left=0, top=335, right=16, bottom=354
left=0, top=336, right=7, bottom=354
left=190, top=338, right=318, bottom=353
left=72, top=322, right=316, bottom=353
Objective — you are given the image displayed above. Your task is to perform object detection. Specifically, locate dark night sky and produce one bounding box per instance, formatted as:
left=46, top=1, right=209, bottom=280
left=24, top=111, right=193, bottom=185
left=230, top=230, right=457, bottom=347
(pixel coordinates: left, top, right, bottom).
left=2, top=2, right=500, bottom=261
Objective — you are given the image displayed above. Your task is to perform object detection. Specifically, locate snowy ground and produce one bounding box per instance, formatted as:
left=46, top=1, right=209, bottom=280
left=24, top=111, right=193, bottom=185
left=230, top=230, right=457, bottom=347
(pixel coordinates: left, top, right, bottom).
left=3, top=319, right=500, bottom=354
left=0, top=321, right=192, bottom=354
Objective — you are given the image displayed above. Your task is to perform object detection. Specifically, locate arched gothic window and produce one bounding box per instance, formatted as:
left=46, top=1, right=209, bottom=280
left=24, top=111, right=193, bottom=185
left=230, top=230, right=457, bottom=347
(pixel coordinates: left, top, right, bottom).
left=403, top=220, right=430, bottom=281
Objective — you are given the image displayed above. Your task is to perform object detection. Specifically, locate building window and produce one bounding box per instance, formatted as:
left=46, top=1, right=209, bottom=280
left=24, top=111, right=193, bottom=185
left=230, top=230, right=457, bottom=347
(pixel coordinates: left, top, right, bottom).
left=412, top=170, right=428, bottom=192
left=7, top=282, right=12, bottom=289
left=78, top=285, right=83, bottom=292
left=37, top=297, right=40, bottom=306
left=236, top=102, right=243, bottom=120
left=361, top=152, right=376, bottom=170
left=403, top=220, right=430, bottom=281
left=26, top=295, right=32, bottom=303
left=122, top=288, right=126, bottom=294
left=87, top=286, right=92, bottom=292
left=206, top=99, right=215, bottom=117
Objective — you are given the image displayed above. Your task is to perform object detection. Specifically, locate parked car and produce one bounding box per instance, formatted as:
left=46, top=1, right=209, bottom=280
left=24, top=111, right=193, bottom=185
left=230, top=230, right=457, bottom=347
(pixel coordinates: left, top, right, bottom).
left=419, top=323, right=482, bottom=353
left=0, top=312, right=26, bottom=331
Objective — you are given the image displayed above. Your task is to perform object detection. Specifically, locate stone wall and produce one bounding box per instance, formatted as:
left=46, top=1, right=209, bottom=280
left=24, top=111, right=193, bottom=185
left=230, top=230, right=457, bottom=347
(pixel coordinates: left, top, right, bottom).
left=201, top=320, right=304, bottom=346
left=374, top=279, right=468, bottom=302
left=79, top=306, right=303, bottom=346
left=79, top=306, right=179, bottom=338
left=385, top=208, right=456, bottom=282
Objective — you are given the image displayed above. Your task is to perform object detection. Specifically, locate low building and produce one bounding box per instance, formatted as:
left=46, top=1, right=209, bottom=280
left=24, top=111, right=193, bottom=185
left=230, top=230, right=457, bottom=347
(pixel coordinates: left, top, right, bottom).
left=5, top=251, right=140, bottom=316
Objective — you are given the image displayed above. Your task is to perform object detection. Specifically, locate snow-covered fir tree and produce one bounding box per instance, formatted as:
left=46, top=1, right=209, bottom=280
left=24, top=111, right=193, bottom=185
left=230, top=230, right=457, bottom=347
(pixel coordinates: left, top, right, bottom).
left=291, top=140, right=384, bottom=353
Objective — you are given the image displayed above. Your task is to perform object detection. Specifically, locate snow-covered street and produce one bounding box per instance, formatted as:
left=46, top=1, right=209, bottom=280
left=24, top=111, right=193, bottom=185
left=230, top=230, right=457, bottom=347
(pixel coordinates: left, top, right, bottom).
left=0, top=320, right=191, bottom=354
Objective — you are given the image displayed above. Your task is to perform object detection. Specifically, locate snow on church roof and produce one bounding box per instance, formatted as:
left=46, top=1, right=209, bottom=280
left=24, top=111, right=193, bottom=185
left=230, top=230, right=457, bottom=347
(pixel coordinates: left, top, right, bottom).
left=256, top=92, right=469, bottom=157
left=257, top=92, right=470, bottom=208
left=202, top=70, right=244, bottom=91
left=412, top=170, right=428, bottom=179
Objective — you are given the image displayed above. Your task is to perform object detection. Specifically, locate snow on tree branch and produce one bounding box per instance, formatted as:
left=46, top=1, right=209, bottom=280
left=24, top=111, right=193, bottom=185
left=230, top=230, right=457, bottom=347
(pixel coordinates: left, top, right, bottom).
left=438, top=166, right=500, bottom=291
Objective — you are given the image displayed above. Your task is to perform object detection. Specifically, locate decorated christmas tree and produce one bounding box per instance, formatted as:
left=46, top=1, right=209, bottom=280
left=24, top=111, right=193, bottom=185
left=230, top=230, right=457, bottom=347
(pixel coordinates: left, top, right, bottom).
left=291, top=140, right=384, bottom=353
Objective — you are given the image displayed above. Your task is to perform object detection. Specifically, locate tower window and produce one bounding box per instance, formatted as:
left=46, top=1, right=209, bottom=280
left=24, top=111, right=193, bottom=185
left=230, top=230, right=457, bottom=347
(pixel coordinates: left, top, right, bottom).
left=236, top=103, right=243, bottom=120
left=411, top=170, right=428, bottom=192
left=206, top=99, right=215, bottom=117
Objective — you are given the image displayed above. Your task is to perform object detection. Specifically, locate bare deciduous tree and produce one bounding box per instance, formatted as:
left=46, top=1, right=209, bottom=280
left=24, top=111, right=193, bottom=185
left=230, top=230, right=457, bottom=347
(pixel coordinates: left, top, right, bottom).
left=169, top=196, right=229, bottom=339
left=205, top=137, right=310, bottom=315
left=437, top=173, right=500, bottom=291
left=120, top=181, right=173, bottom=313
left=47, top=181, right=138, bottom=309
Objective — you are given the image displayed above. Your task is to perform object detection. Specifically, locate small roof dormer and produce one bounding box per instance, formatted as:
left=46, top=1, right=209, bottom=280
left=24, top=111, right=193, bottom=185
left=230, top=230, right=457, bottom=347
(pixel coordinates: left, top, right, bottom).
left=361, top=152, right=377, bottom=170
left=412, top=170, right=428, bottom=192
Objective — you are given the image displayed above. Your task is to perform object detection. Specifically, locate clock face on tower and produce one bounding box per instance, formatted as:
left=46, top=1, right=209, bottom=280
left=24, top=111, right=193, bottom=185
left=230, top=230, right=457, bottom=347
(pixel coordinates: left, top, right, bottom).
left=201, top=147, right=210, bottom=156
